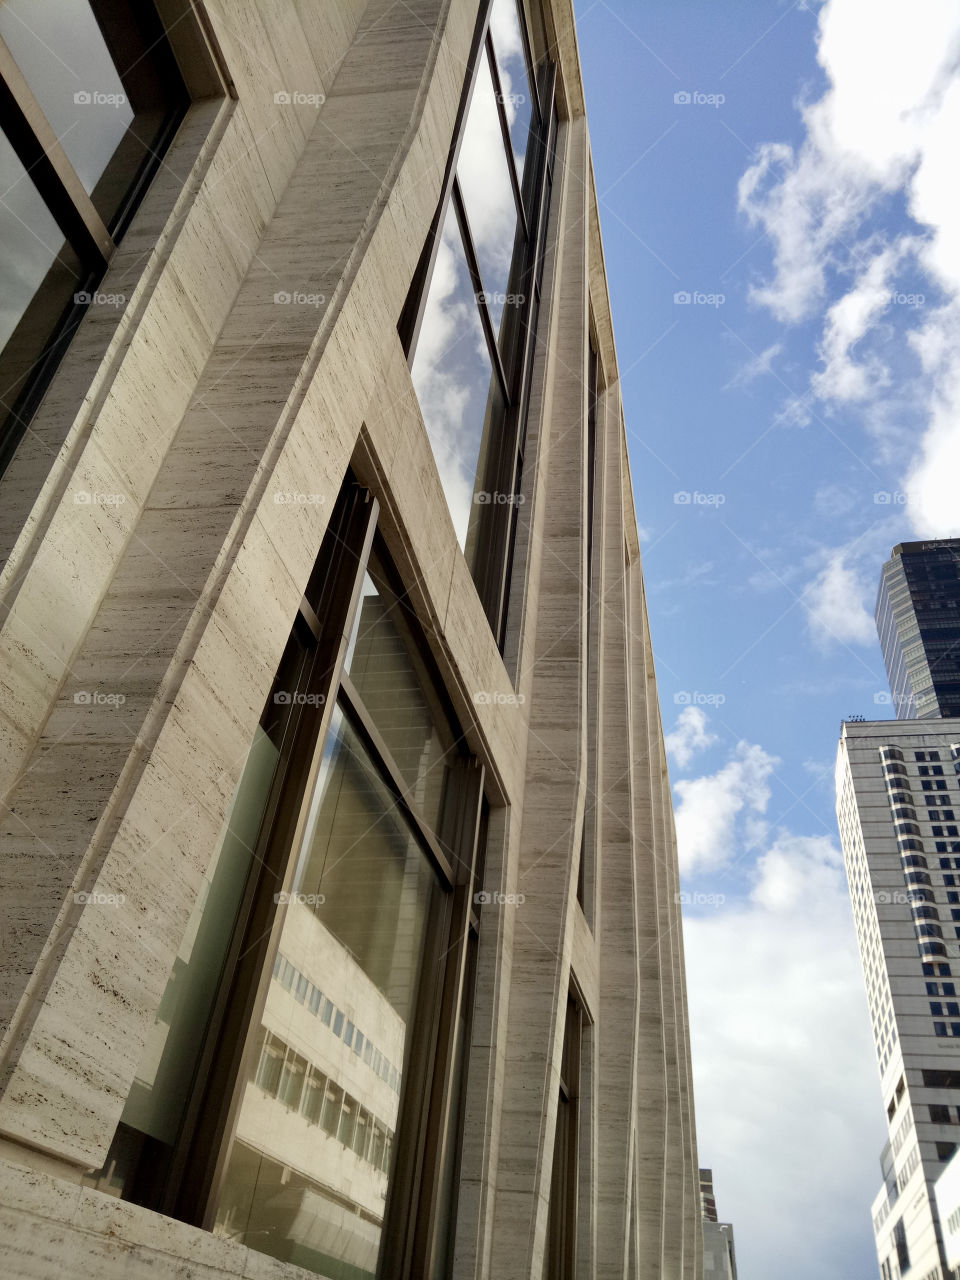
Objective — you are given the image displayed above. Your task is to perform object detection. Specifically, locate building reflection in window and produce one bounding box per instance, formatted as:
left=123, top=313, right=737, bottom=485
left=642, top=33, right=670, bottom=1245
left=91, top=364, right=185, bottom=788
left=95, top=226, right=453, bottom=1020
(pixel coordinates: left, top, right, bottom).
left=211, top=705, right=440, bottom=1278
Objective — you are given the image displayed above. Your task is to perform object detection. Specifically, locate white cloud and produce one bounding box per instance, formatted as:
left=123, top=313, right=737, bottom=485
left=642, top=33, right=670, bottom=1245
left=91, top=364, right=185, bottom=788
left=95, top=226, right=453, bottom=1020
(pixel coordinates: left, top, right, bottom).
left=740, top=0, right=960, bottom=536
left=801, top=547, right=876, bottom=647
left=810, top=245, right=903, bottom=402
left=724, top=341, right=783, bottom=391
left=673, top=741, right=779, bottom=875
left=665, top=706, right=718, bottom=769
left=685, top=832, right=885, bottom=1280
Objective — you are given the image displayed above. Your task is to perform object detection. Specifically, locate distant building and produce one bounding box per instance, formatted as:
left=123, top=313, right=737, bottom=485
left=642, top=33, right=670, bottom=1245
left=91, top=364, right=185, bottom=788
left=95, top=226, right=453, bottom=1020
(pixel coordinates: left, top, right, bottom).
left=934, top=1147, right=960, bottom=1277
left=836, top=719, right=960, bottom=1279
left=699, top=1169, right=737, bottom=1278
left=876, top=540, right=960, bottom=719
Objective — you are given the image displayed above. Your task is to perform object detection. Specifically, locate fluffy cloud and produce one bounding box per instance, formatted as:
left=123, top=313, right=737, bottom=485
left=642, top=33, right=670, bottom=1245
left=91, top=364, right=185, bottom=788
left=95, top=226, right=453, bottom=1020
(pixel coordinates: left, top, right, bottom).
left=665, top=706, right=718, bottom=769
left=740, top=0, right=960, bottom=536
left=673, top=739, right=779, bottom=874
left=801, top=548, right=877, bottom=647
left=684, top=831, right=885, bottom=1280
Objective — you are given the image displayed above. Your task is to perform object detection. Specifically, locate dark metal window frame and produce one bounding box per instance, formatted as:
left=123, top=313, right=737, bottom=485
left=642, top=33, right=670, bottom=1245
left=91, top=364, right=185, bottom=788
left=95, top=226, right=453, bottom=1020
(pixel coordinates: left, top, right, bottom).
left=399, top=0, right=559, bottom=645
left=115, top=479, right=487, bottom=1280
left=0, top=0, right=190, bottom=476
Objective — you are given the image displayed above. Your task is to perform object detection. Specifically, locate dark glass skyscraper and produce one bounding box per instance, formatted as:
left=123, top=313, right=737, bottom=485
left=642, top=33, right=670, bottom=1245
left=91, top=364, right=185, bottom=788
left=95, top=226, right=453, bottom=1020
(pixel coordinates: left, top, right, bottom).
left=876, top=540, right=960, bottom=718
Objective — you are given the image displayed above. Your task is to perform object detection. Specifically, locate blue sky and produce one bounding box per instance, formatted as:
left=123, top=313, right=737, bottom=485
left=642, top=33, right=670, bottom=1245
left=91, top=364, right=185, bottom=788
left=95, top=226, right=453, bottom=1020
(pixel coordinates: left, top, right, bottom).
left=575, top=1, right=960, bottom=1277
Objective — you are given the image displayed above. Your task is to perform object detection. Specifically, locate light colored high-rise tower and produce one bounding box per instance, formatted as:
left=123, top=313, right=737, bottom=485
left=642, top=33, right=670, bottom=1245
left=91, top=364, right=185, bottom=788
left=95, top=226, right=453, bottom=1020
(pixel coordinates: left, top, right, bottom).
left=837, top=719, right=960, bottom=1280
left=698, top=1169, right=738, bottom=1279
left=0, top=2, right=702, bottom=1278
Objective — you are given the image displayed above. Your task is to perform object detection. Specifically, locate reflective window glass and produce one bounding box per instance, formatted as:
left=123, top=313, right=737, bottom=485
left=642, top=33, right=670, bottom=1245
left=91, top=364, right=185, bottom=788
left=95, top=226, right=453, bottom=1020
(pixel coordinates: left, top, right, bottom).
left=0, top=129, right=85, bottom=448
left=456, top=50, right=519, bottom=338
left=344, top=550, right=453, bottom=832
left=0, top=0, right=132, bottom=202
left=489, top=0, right=536, bottom=181
left=0, top=0, right=186, bottom=229
left=411, top=201, right=502, bottom=555
left=211, top=705, right=440, bottom=1278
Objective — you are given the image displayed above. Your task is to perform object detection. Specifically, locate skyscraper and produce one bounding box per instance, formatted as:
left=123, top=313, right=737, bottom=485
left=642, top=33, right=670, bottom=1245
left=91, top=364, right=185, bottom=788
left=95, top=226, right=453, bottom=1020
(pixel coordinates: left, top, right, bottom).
left=876, top=540, right=960, bottom=719
left=0, top=2, right=701, bottom=1278
left=837, top=721, right=960, bottom=1279
left=699, top=1169, right=738, bottom=1280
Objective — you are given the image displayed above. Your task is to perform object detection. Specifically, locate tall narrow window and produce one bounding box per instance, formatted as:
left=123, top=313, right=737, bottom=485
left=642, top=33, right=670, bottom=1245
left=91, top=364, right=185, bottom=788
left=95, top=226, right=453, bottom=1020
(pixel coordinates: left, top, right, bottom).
left=404, top=0, right=558, bottom=640
left=545, top=993, right=582, bottom=1279
left=91, top=479, right=487, bottom=1280
left=0, top=1, right=189, bottom=540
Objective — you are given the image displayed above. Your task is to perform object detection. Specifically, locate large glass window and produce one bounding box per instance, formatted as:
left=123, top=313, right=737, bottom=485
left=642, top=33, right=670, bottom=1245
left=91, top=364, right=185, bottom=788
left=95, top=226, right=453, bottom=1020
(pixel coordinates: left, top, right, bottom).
left=405, top=0, right=558, bottom=640
left=0, top=0, right=188, bottom=512
left=92, top=481, right=485, bottom=1280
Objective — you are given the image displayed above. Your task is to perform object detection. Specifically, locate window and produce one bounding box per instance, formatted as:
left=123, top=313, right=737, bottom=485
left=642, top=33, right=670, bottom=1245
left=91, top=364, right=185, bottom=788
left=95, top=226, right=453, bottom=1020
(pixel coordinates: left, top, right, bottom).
left=932, top=1104, right=954, bottom=1123
left=928, top=982, right=940, bottom=995
left=893, top=1217, right=910, bottom=1273
left=924, top=1069, right=960, bottom=1087
left=85, top=480, right=487, bottom=1278
left=404, top=0, right=557, bottom=638
left=938, top=1142, right=958, bottom=1161
left=545, top=992, right=582, bottom=1280
left=0, top=1, right=189, bottom=482
left=932, top=1002, right=945, bottom=1016
left=936, top=1022, right=948, bottom=1036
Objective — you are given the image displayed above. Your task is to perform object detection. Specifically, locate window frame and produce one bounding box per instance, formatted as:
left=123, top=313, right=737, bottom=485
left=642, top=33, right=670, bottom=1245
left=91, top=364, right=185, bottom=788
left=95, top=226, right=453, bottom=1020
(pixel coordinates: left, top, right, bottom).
left=104, top=480, right=486, bottom=1279
left=399, top=0, right=559, bottom=644
left=0, top=0, right=191, bottom=476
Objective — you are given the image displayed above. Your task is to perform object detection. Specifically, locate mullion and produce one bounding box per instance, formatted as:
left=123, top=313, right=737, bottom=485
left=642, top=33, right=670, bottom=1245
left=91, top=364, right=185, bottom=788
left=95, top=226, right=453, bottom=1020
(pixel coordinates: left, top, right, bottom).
left=337, top=675, right=456, bottom=889
left=0, top=38, right=113, bottom=262
left=452, top=180, right=511, bottom=404
left=484, top=35, right=528, bottom=239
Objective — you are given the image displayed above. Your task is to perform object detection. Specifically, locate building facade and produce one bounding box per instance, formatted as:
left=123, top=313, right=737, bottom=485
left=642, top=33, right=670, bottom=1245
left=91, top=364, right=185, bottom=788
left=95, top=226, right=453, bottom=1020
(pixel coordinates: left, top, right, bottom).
left=876, top=541, right=960, bottom=720
left=0, top=2, right=701, bottom=1279
left=698, top=1170, right=736, bottom=1280
left=935, top=1148, right=960, bottom=1278
left=836, top=720, right=960, bottom=1280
